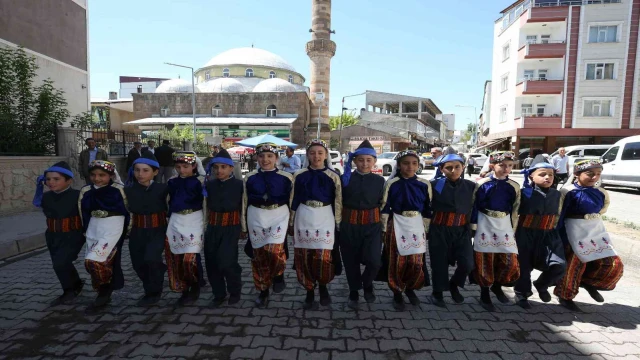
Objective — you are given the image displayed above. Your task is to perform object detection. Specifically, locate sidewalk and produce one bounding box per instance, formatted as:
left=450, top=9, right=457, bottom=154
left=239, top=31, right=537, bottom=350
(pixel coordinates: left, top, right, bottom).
left=0, top=211, right=47, bottom=261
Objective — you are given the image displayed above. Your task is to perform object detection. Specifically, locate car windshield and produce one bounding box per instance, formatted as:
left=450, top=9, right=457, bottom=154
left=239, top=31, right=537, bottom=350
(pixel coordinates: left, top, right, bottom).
left=379, top=153, right=396, bottom=159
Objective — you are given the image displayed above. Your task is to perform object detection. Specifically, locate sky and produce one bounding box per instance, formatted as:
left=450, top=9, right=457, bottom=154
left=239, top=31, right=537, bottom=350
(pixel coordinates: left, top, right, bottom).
left=88, top=0, right=514, bottom=131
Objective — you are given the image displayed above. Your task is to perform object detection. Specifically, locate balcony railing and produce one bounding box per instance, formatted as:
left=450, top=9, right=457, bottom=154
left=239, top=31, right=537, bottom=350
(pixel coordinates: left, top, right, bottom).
left=516, top=79, right=564, bottom=95
left=517, top=113, right=563, bottom=129
left=518, top=42, right=566, bottom=60
left=534, top=0, right=620, bottom=7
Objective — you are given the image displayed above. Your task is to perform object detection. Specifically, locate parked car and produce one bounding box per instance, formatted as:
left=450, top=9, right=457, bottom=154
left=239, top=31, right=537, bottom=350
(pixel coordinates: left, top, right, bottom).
left=422, top=155, right=436, bottom=169
left=600, top=136, right=640, bottom=191
left=550, top=145, right=610, bottom=176
left=372, top=151, right=427, bottom=176
left=462, top=153, right=488, bottom=173
left=293, top=149, right=344, bottom=175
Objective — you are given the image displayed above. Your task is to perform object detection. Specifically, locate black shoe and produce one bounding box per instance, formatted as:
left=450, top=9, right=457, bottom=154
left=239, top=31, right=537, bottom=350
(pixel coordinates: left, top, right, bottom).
left=347, top=291, right=359, bottom=310
left=490, top=284, right=510, bottom=304
left=517, top=297, right=532, bottom=309
left=189, top=284, right=201, bottom=302
left=177, top=290, right=191, bottom=306
left=255, top=290, right=269, bottom=308
left=92, top=286, right=113, bottom=308
left=431, top=292, right=447, bottom=308
left=228, top=293, right=241, bottom=305
left=533, top=281, right=551, bottom=303
left=73, top=280, right=84, bottom=297
left=559, top=298, right=583, bottom=312
left=405, top=289, right=420, bottom=306
left=393, top=292, right=405, bottom=311
left=272, top=275, right=286, bottom=294
left=480, top=287, right=495, bottom=312
left=319, top=285, right=331, bottom=306
left=211, top=295, right=227, bottom=308
left=583, top=285, right=604, bottom=303
left=363, top=286, right=376, bottom=303
left=303, top=290, right=315, bottom=310
left=449, top=281, right=464, bottom=304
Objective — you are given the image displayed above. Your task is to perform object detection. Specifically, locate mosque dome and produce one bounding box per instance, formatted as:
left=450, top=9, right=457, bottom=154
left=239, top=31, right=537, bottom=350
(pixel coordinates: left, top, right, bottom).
left=198, top=78, right=246, bottom=93
left=203, top=47, right=297, bottom=73
left=155, top=79, right=200, bottom=93
left=252, top=78, right=298, bottom=93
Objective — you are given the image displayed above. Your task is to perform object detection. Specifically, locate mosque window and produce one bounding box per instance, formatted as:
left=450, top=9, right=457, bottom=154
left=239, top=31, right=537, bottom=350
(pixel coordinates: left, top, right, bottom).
left=205, top=71, right=210, bottom=80
left=246, top=68, right=254, bottom=77
left=269, top=71, right=276, bottom=79
left=212, top=104, right=221, bottom=117
left=223, top=68, right=230, bottom=77
left=161, top=105, right=169, bottom=117
left=288, top=75, right=294, bottom=84
left=266, top=105, right=277, bottom=117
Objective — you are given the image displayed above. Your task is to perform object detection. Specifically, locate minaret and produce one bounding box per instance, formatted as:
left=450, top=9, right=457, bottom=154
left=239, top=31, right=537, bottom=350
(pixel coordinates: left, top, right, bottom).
left=306, top=0, right=336, bottom=142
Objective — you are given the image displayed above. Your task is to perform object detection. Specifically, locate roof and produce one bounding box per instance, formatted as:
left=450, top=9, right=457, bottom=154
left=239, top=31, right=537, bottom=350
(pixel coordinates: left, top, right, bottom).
left=252, top=78, right=297, bottom=93
left=124, top=117, right=297, bottom=126
left=202, top=47, right=297, bottom=73
left=120, top=76, right=169, bottom=83
left=198, top=78, right=246, bottom=93
left=155, top=79, right=200, bottom=93
left=500, top=0, right=524, bottom=14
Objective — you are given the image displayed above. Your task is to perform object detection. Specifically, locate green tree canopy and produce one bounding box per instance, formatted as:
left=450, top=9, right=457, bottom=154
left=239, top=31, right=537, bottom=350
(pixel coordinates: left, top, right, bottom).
left=329, top=111, right=359, bottom=131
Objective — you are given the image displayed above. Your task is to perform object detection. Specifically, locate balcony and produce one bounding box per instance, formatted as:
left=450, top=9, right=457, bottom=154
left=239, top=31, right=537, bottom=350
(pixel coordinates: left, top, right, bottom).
left=527, top=6, right=569, bottom=23
left=516, top=79, right=564, bottom=96
left=516, top=114, right=562, bottom=129
left=518, top=41, right=566, bottom=60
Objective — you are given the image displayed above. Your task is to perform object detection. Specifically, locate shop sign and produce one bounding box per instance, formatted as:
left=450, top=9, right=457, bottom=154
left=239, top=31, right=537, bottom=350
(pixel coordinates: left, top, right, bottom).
left=350, top=136, right=385, bottom=141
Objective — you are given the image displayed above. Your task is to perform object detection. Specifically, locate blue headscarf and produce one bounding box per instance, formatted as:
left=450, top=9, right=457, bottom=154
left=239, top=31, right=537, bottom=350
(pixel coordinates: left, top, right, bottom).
left=32, top=163, right=74, bottom=208
left=341, top=148, right=377, bottom=187
left=522, top=156, right=555, bottom=189
left=126, top=155, right=159, bottom=187
left=431, top=147, right=459, bottom=180
left=433, top=154, right=466, bottom=194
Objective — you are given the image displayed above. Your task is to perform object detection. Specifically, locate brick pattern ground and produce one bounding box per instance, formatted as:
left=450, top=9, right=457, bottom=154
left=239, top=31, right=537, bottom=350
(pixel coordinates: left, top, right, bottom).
left=1, top=237, right=640, bottom=359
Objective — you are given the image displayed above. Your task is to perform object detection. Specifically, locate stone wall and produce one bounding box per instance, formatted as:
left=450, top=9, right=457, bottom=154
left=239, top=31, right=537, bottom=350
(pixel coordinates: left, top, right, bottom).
left=132, top=92, right=311, bottom=145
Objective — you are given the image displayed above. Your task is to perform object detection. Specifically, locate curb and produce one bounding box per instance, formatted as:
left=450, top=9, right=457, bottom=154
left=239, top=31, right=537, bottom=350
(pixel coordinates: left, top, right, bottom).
left=0, top=232, right=46, bottom=261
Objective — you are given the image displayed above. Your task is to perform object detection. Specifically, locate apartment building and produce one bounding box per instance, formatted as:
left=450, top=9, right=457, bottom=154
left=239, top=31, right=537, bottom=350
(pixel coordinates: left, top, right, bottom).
left=486, top=0, right=639, bottom=154
left=119, top=76, right=169, bottom=99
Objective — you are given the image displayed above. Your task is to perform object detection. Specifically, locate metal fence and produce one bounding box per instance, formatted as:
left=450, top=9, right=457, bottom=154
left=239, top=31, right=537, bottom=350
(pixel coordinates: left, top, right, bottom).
left=0, top=122, right=58, bottom=156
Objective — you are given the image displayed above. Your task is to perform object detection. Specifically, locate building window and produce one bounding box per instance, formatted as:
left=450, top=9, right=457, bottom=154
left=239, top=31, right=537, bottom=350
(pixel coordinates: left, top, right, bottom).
left=223, top=68, right=230, bottom=77
left=538, top=69, right=547, bottom=80
left=589, top=25, right=618, bottom=43
left=586, top=63, right=615, bottom=80
left=526, top=35, right=537, bottom=45
left=502, top=13, right=510, bottom=30
left=288, top=75, right=294, bottom=84
left=536, top=104, right=546, bottom=116
left=269, top=71, right=276, bottom=79
left=521, top=104, right=533, bottom=116
left=501, top=74, right=509, bottom=92
left=212, top=104, right=221, bottom=117
left=524, top=70, right=535, bottom=80
left=246, top=68, right=254, bottom=77
left=499, top=106, right=507, bottom=123
left=502, top=43, right=510, bottom=61
left=637, top=102, right=640, bottom=117
left=540, top=35, right=551, bottom=44
left=161, top=106, right=169, bottom=117
left=515, top=4, right=523, bottom=17
left=584, top=99, right=613, bottom=117
left=266, top=105, right=277, bottom=117
left=205, top=71, right=210, bottom=80
left=137, top=85, right=142, bottom=93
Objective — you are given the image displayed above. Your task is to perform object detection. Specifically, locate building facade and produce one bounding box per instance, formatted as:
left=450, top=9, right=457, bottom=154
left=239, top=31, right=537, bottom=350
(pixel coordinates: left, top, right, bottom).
left=487, top=0, right=640, bottom=154
left=0, top=0, right=89, bottom=122
left=120, top=76, right=169, bottom=99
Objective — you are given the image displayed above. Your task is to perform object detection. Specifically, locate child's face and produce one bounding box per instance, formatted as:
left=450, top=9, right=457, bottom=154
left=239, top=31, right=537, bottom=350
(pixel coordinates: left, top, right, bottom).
left=308, top=146, right=327, bottom=168
left=45, top=172, right=72, bottom=192
left=399, top=156, right=419, bottom=178
left=441, top=161, right=463, bottom=181
left=175, top=163, right=196, bottom=177
left=134, top=164, right=158, bottom=185
left=530, top=168, right=554, bottom=188
left=213, top=163, right=233, bottom=180
left=491, top=160, right=514, bottom=178
left=354, top=155, right=376, bottom=173
left=90, top=169, right=111, bottom=186
left=258, top=152, right=277, bottom=170
left=577, top=168, right=602, bottom=187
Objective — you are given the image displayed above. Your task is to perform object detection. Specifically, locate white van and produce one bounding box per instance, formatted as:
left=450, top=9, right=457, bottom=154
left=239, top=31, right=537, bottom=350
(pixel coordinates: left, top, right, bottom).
left=600, top=135, right=640, bottom=191
left=550, top=144, right=611, bottom=176
left=294, top=149, right=345, bottom=175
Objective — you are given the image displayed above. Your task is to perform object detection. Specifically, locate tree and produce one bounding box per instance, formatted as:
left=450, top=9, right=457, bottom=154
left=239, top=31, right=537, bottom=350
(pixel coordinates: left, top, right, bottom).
left=460, top=123, right=477, bottom=144
left=157, top=125, right=209, bottom=156
left=329, top=110, right=359, bottom=131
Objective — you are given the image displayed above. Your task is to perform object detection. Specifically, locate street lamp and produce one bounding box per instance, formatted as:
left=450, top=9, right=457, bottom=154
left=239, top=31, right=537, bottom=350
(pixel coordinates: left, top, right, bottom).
left=340, top=92, right=367, bottom=152
left=165, top=62, right=197, bottom=145
left=455, top=104, right=478, bottom=147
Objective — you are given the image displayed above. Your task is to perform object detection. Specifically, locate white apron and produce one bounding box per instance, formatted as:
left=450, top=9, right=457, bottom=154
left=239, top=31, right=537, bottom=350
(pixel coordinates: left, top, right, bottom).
left=565, top=217, right=616, bottom=263
left=393, top=213, right=427, bottom=256
left=85, top=216, right=125, bottom=262
left=166, top=210, right=204, bottom=254
left=294, top=204, right=335, bottom=250
left=473, top=212, right=518, bottom=254
left=247, top=205, right=289, bottom=249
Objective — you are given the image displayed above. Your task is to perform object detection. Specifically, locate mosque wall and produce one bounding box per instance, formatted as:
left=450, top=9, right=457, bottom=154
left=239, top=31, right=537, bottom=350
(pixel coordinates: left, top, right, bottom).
left=195, top=65, right=305, bottom=85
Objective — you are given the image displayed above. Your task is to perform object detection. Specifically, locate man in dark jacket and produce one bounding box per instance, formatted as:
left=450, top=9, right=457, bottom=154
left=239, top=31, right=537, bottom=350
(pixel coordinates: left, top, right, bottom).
left=78, top=138, right=109, bottom=185
left=126, top=141, right=143, bottom=175
left=154, top=140, right=175, bottom=182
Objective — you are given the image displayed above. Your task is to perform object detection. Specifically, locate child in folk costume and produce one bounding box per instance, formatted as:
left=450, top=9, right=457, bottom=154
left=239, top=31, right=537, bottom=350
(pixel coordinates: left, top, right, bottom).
left=429, top=154, right=477, bottom=308
left=242, top=143, right=292, bottom=308
left=33, top=162, right=85, bottom=305
left=514, top=155, right=566, bottom=309
left=471, top=151, right=521, bottom=311
left=340, top=140, right=385, bottom=309
left=290, top=139, right=343, bottom=309
left=379, top=150, right=431, bottom=310
left=124, top=152, right=169, bottom=306
left=204, top=149, right=244, bottom=307
left=166, top=151, right=206, bottom=306
left=79, top=160, right=130, bottom=309
left=554, top=160, right=623, bottom=312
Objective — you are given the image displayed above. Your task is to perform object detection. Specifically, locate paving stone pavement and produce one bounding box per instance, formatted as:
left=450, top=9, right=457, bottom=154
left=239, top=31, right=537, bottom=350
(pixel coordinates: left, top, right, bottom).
left=1, top=238, right=640, bottom=360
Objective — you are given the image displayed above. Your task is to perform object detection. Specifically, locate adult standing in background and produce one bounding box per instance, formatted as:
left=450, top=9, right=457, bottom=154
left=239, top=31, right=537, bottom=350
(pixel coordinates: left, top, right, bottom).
left=466, top=155, right=475, bottom=179
left=78, top=138, right=108, bottom=185
left=126, top=141, right=143, bottom=174
left=551, top=147, right=570, bottom=188
left=142, top=140, right=156, bottom=155
left=154, top=140, right=175, bottom=183
left=281, top=147, right=301, bottom=175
